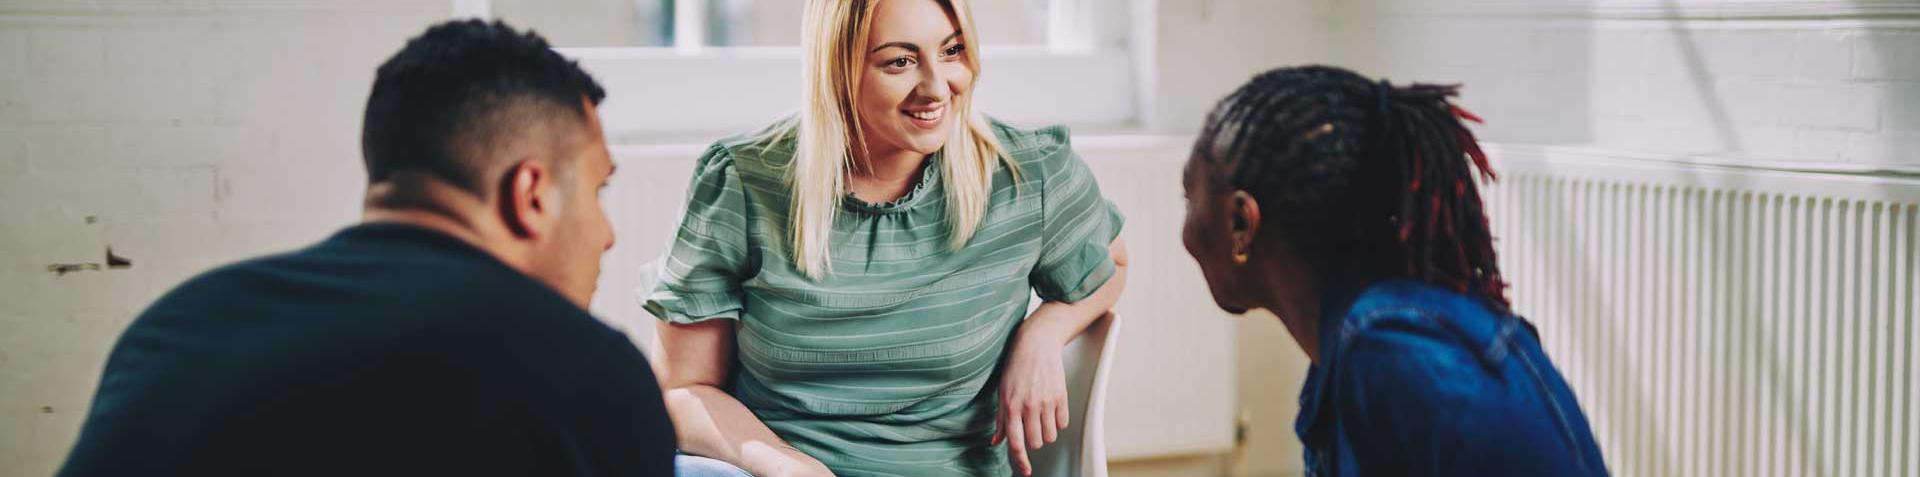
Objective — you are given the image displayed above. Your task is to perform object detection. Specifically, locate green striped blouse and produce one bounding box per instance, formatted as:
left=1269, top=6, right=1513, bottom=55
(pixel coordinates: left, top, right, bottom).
left=644, top=118, right=1123, bottom=477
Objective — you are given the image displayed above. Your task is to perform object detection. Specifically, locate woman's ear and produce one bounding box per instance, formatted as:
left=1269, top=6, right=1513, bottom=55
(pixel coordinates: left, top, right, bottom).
left=501, top=160, right=550, bottom=239
left=1229, top=190, right=1261, bottom=264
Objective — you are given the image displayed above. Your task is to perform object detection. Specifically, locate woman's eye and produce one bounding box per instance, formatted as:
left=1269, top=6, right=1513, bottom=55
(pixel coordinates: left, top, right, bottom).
left=886, top=57, right=915, bottom=69
left=943, top=44, right=965, bottom=57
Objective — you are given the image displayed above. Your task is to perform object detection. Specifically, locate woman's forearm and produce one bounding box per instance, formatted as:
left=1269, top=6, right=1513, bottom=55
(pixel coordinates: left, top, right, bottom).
left=657, top=319, right=830, bottom=477
left=665, top=384, right=830, bottom=476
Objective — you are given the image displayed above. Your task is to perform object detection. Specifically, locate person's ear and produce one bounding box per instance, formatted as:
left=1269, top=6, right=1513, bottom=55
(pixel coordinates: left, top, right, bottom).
left=1228, top=190, right=1261, bottom=265
left=501, top=160, right=551, bottom=240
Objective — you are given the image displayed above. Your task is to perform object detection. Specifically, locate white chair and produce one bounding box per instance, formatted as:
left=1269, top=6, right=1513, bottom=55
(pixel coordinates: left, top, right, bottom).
left=1024, top=312, right=1120, bottom=477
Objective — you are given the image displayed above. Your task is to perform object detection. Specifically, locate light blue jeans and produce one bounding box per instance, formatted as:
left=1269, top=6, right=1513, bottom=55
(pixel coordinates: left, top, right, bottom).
left=676, top=454, right=754, bottom=477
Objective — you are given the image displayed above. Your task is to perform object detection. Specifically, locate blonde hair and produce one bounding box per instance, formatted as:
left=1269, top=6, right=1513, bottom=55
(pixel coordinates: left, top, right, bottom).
left=788, top=0, right=1014, bottom=279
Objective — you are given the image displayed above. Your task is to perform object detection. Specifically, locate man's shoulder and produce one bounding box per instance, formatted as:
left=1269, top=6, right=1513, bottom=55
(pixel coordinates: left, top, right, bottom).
left=140, top=226, right=603, bottom=340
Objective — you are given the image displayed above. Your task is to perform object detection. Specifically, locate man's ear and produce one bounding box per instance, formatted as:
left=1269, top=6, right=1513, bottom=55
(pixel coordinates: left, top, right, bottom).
left=1228, top=190, right=1261, bottom=260
left=501, top=160, right=550, bottom=239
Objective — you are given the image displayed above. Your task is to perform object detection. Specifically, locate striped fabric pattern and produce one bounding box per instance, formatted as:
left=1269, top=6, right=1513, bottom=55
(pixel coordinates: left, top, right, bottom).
left=643, top=118, right=1124, bottom=477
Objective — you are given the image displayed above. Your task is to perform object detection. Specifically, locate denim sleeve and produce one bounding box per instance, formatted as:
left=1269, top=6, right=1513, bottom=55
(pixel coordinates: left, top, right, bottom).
left=1332, top=319, right=1596, bottom=476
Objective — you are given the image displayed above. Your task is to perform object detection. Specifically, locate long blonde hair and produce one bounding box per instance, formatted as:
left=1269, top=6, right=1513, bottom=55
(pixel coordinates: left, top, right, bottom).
left=788, top=0, right=1014, bottom=279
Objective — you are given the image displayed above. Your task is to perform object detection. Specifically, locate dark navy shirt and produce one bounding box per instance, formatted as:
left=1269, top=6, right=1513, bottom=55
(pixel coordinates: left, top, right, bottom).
left=59, top=223, right=675, bottom=477
left=1297, top=280, right=1608, bottom=476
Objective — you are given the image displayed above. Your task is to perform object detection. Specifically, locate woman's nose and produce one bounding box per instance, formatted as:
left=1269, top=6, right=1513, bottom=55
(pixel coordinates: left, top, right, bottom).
left=915, top=63, right=950, bottom=102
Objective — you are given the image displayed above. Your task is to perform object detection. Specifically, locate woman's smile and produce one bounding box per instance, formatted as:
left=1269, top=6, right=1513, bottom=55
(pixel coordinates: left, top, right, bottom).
left=903, top=103, right=946, bottom=129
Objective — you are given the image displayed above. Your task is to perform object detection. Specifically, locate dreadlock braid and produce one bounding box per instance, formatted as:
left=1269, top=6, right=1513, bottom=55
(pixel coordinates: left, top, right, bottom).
left=1197, top=65, right=1510, bottom=311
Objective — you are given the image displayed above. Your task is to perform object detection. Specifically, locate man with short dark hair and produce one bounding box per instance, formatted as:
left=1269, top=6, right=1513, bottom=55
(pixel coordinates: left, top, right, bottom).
left=58, top=20, right=674, bottom=476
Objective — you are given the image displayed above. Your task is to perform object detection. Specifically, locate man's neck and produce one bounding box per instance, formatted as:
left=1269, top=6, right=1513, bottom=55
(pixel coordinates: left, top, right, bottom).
left=361, top=208, right=487, bottom=249
left=361, top=178, right=527, bottom=273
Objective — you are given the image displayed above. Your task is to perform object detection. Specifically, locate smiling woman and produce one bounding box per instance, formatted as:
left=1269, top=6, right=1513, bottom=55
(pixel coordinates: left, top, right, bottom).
left=642, top=0, right=1129, bottom=476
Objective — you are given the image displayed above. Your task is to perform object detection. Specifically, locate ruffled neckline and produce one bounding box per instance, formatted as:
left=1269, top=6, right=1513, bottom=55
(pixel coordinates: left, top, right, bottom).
left=843, top=154, right=940, bottom=215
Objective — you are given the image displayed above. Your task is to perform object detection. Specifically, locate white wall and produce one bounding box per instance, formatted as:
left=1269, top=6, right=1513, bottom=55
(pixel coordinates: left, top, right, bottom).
left=0, top=2, right=451, bottom=475
left=1139, top=0, right=1332, bottom=134
left=1327, top=0, right=1920, bottom=172
left=1136, top=1, right=1332, bottom=476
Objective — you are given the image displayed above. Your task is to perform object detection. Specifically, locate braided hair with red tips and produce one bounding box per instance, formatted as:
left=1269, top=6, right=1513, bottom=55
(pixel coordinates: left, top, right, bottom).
left=1194, top=65, right=1509, bottom=311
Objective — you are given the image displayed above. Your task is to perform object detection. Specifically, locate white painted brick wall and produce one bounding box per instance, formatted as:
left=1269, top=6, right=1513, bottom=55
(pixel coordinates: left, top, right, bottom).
left=0, top=3, right=448, bottom=475
left=1887, top=80, right=1920, bottom=131
left=1783, top=82, right=1884, bottom=131
left=1793, top=31, right=1856, bottom=81
left=1329, top=1, right=1920, bottom=170
left=1856, top=30, right=1920, bottom=80
left=0, top=129, right=24, bottom=176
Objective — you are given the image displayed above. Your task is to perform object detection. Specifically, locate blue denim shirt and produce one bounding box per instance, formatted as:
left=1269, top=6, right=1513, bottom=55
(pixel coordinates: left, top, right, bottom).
left=1295, top=280, right=1608, bottom=476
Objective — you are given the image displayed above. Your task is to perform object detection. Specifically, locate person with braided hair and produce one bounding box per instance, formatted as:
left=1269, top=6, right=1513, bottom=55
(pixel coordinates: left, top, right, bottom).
left=1179, top=65, right=1608, bottom=476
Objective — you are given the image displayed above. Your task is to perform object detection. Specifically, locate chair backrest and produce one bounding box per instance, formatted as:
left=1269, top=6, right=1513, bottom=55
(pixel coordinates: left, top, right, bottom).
left=1025, top=311, right=1120, bottom=477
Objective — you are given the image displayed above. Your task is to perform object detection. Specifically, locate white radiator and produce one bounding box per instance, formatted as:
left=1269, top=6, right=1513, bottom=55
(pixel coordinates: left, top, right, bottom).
left=1482, top=145, right=1920, bottom=477
left=590, top=135, right=1240, bottom=462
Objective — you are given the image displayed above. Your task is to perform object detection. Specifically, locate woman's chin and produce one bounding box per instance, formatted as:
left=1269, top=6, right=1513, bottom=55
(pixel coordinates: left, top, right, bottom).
left=897, top=135, right=948, bottom=155
left=869, top=123, right=951, bottom=156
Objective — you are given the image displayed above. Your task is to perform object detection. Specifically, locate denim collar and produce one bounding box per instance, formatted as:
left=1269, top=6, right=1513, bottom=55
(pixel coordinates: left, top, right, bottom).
left=1294, top=279, right=1529, bottom=447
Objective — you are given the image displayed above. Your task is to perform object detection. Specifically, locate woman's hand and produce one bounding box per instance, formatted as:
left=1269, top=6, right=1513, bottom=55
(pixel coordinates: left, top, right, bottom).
left=991, top=318, right=1074, bottom=476
left=993, top=238, right=1128, bottom=475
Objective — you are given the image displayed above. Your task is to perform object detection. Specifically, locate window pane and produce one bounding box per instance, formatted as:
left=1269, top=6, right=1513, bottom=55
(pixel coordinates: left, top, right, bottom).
left=708, top=0, right=800, bottom=46
left=491, top=0, right=671, bottom=47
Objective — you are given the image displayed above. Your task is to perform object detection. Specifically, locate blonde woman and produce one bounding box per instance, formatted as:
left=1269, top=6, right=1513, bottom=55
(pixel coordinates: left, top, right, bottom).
left=645, top=0, right=1127, bottom=476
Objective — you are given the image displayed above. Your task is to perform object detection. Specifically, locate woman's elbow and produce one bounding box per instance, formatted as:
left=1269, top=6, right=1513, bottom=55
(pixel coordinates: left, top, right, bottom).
left=1108, top=236, right=1131, bottom=269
